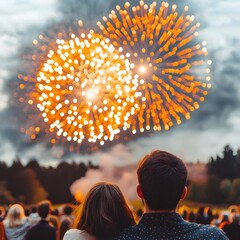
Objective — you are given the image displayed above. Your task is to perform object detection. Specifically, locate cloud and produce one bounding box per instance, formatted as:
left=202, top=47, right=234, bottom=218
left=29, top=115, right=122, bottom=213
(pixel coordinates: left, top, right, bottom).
left=57, top=0, right=194, bottom=26
left=0, top=0, right=58, bottom=34
left=0, top=0, right=239, bottom=165
left=0, top=0, right=60, bottom=160
left=227, top=110, right=240, bottom=132
left=189, top=39, right=240, bottom=130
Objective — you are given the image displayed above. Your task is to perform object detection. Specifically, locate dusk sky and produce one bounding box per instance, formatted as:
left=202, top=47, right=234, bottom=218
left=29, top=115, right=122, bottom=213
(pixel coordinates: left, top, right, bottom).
left=0, top=0, right=240, bottom=166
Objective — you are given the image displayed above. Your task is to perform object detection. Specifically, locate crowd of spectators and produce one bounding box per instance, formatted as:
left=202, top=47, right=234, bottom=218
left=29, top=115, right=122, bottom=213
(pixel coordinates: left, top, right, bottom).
left=0, top=201, right=74, bottom=240
left=0, top=202, right=240, bottom=240
left=179, top=205, right=240, bottom=239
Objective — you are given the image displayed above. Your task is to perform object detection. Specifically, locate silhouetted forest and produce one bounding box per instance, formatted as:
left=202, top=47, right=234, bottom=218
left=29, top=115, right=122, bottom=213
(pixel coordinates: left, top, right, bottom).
left=0, top=145, right=240, bottom=205
left=187, top=145, right=240, bottom=204
left=0, top=158, right=98, bottom=204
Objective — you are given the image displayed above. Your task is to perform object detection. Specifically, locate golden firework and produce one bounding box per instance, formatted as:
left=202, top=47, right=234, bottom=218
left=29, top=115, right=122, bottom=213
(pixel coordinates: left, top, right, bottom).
left=22, top=30, right=139, bottom=146
left=97, top=1, right=212, bottom=132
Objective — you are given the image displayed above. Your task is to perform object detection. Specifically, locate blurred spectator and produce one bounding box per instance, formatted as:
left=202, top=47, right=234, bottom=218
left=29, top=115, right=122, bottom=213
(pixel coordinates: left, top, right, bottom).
left=212, top=212, right=229, bottom=227
left=47, top=201, right=60, bottom=231
left=211, top=213, right=220, bottom=226
left=24, top=207, right=30, bottom=217
left=205, top=207, right=214, bottom=224
left=0, top=221, right=6, bottom=240
left=29, top=205, right=40, bottom=226
left=59, top=217, right=72, bottom=240
left=228, top=205, right=239, bottom=214
left=136, top=208, right=143, bottom=218
left=220, top=212, right=229, bottom=225
left=189, top=211, right=195, bottom=223
left=0, top=207, right=5, bottom=222
left=178, top=205, right=190, bottom=221
left=3, top=204, right=30, bottom=240
left=52, top=209, right=59, bottom=217
left=195, top=206, right=208, bottom=224
left=220, top=213, right=240, bottom=240
left=25, top=200, right=57, bottom=240
left=60, top=204, right=74, bottom=222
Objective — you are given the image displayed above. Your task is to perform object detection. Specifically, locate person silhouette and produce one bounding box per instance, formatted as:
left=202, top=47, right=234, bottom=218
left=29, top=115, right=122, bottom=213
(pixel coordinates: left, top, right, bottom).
left=113, top=150, right=228, bottom=240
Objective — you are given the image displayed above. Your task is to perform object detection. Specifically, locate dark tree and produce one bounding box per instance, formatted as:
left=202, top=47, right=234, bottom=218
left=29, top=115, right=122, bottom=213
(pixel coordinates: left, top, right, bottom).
left=0, top=161, right=8, bottom=181
left=207, top=145, right=240, bottom=180
left=0, top=156, right=97, bottom=204
left=205, top=175, right=224, bottom=204
left=6, top=158, right=25, bottom=199
left=16, top=168, right=48, bottom=203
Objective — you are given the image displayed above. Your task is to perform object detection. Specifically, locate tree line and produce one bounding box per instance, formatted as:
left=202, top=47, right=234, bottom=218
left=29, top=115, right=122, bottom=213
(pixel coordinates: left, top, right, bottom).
left=0, top=158, right=98, bottom=204
left=187, top=145, right=240, bottom=204
left=0, top=144, right=240, bottom=205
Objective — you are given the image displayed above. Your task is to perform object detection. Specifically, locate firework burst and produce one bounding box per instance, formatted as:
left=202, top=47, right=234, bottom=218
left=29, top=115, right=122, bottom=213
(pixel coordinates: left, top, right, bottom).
left=19, top=26, right=140, bottom=148
left=97, top=1, right=212, bottom=132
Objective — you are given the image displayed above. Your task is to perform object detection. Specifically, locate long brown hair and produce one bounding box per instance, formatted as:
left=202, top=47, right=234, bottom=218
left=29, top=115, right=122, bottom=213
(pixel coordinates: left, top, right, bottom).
left=75, top=182, right=136, bottom=239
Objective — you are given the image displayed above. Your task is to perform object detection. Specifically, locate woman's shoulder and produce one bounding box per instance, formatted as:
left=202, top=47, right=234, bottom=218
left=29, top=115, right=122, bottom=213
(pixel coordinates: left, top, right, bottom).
left=63, top=229, right=82, bottom=240
left=63, top=229, right=96, bottom=240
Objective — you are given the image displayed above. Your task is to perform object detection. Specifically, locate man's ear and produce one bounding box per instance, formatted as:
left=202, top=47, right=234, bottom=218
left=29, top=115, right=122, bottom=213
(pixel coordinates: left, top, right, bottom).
left=137, top=184, right=144, bottom=198
left=180, top=186, right=187, bottom=200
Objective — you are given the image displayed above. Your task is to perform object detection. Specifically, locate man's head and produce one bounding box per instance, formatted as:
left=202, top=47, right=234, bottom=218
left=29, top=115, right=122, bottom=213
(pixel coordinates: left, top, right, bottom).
left=137, top=150, right=187, bottom=211
left=63, top=204, right=73, bottom=216
left=38, top=200, right=51, bottom=219
left=31, top=205, right=37, bottom=214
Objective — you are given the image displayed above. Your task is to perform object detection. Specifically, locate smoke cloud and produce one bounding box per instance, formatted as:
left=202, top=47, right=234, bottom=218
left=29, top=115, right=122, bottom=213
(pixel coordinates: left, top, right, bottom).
left=70, top=144, right=208, bottom=201
left=70, top=144, right=138, bottom=201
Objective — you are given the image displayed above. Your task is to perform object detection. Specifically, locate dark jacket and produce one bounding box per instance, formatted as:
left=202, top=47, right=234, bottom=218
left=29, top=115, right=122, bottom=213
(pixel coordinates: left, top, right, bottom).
left=221, top=222, right=240, bottom=240
left=113, top=212, right=228, bottom=240
left=25, top=219, right=56, bottom=240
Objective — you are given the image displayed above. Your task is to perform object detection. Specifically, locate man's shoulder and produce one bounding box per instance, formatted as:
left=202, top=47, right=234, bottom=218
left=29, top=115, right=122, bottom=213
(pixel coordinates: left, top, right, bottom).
left=111, top=224, right=140, bottom=240
left=30, top=220, right=55, bottom=231
left=112, top=222, right=228, bottom=240
left=26, top=220, right=56, bottom=240
left=198, top=223, right=224, bottom=232
left=189, top=223, right=228, bottom=239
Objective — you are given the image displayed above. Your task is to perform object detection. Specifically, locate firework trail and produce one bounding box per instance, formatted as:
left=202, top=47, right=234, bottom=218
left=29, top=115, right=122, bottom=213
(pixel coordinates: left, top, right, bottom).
left=97, top=1, right=212, bottom=133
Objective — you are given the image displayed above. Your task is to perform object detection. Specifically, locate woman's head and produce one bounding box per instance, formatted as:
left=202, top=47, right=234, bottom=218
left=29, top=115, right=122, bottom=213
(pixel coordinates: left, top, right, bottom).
left=75, top=182, right=136, bottom=239
left=5, top=204, right=27, bottom=228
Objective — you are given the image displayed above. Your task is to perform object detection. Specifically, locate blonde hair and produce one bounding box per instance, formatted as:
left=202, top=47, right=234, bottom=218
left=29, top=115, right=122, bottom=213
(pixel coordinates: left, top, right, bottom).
left=4, top=204, right=27, bottom=228
left=75, top=182, right=136, bottom=240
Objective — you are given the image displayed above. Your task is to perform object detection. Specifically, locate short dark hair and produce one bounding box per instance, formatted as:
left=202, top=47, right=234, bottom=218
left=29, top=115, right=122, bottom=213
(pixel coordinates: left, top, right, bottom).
left=38, top=201, right=50, bottom=219
left=31, top=206, right=37, bottom=213
left=63, top=205, right=73, bottom=215
left=137, top=150, right=187, bottom=210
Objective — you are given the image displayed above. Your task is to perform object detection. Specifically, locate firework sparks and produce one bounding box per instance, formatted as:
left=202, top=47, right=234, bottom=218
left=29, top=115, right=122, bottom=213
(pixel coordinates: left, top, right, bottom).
left=97, top=1, right=212, bottom=132
left=19, top=28, right=140, bottom=147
